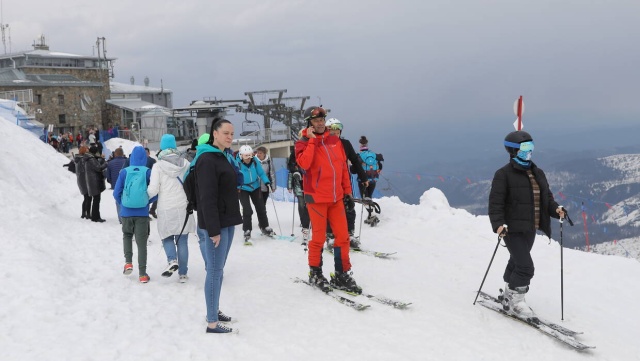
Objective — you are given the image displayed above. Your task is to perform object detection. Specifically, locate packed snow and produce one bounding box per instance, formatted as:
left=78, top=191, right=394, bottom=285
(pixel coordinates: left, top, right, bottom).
left=2, top=117, right=640, bottom=361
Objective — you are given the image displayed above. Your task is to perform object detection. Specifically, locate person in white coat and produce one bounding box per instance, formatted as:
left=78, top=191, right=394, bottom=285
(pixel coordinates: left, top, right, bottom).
left=147, top=134, right=195, bottom=283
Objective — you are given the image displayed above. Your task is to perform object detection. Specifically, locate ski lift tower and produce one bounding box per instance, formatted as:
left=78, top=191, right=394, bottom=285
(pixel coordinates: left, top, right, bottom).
left=244, top=89, right=287, bottom=132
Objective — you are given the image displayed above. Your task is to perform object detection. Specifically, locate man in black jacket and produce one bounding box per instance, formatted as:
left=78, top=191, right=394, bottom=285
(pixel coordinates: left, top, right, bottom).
left=325, top=118, right=369, bottom=249
left=488, top=130, right=565, bottom=318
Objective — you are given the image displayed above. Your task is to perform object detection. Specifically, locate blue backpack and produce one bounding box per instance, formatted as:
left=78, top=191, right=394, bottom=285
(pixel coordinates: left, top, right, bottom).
left=121, top=166, right=150, bottom=208
left=360, top=150, right=380, bottom=180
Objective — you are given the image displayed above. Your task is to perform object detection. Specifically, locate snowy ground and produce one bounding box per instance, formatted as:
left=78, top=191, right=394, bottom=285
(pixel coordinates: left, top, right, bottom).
left=2, top=118, right=640, bottom=361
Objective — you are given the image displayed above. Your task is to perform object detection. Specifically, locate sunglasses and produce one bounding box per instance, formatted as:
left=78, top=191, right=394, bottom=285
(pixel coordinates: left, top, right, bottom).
left=329, top=123, right=343, bottom=131
left=504, top=140, right=534, bottom=152
left=307, top=107, right=327, bottom=120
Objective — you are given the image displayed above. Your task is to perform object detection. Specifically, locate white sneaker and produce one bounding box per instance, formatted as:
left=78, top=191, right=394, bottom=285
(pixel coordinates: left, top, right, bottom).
left=179, top=275, right=188, bottom=283
left=162, top=260, right=179, bottom=278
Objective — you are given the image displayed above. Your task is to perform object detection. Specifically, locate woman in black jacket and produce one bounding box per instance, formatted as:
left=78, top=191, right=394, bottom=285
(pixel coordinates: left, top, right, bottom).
left=85, top=146, right=108, bottom=222
left=74, top=146, right=91, bottom=219
left=195, top=119, right=242, bottom=334
left=488, top=130, right=565, bottom=318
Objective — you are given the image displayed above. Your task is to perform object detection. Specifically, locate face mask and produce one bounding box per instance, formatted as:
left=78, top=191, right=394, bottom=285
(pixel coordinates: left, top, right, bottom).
left=517, top=149, right=532, bottom=161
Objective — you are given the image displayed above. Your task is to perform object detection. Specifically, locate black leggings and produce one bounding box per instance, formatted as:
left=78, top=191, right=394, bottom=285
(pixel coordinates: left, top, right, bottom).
left=359, top=181, right=377, bottom=199
left=296, top=195, right=310, bottom=229
left=239, top=189, right=270, bottom=231
left=82, top=195, right=92, bottom=217
left=90, top=194, right=102, bottom=221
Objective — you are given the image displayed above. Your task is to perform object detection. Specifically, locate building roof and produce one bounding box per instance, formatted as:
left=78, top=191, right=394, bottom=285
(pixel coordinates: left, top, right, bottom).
left=0, top=68, right=103, bottom=87
left=0, top=48, right=116, bottom=61
left=106, top=98, right=171, bottom=113
left=110, top=81, right=172, bottom=94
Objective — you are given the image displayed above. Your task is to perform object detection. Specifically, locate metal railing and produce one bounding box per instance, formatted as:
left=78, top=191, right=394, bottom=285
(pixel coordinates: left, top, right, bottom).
left=0, top=89, right=33, bottom=103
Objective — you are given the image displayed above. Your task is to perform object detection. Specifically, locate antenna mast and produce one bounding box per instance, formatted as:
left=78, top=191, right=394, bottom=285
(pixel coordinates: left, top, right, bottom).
left=0, top=0, right=10, bottom=54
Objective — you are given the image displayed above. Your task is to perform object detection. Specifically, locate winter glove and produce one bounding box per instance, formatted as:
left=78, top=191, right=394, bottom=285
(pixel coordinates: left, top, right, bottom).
left=344, top=194, right=355, bottom=212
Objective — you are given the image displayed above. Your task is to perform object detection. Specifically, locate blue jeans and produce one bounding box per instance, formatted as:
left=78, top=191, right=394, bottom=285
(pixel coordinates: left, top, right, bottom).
left=197, top=226, right=209, bottom=268
left=203, top=226, right=235, bottom=323
left=162, top=234, right=189, bottom=276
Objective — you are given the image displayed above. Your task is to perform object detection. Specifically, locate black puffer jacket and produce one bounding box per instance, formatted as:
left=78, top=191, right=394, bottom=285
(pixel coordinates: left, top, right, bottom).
left=195, top=149, right=242, bottom=237
left=74, top=154, right=88, bottom=195
left=488, top=159, right=560, bottom=238
left=85, top=154, right=107, bottom=197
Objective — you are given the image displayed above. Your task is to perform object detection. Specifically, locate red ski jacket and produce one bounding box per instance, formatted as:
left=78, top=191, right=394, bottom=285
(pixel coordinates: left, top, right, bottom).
left=295, top=128, right=352, bottom=204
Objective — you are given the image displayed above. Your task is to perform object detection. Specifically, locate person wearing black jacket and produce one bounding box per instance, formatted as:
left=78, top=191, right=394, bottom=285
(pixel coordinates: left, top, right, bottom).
left=325, top=118, right=369, bottom=249
left=85, top=145, right=108, bottom=222
left=488, top=130, right=565, bottom=318
left=194, top=119, right=242, bottom=334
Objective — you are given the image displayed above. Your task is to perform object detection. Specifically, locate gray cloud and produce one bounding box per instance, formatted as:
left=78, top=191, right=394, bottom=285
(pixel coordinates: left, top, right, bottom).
left=5, top=0, right=640, bottom=165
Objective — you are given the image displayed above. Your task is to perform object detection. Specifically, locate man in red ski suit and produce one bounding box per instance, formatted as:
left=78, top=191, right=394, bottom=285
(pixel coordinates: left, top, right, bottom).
left=295, top=106, right=361, bottom=294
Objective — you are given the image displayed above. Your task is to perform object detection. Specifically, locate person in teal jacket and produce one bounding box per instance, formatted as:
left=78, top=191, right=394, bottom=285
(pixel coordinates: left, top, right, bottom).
left=236, top=145, right=273, bottom=243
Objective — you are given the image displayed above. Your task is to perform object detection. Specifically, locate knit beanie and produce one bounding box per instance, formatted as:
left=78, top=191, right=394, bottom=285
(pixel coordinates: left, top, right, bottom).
left=198, top=133, right=210, bottom=145
left=160, top=134, right=177, bottom=151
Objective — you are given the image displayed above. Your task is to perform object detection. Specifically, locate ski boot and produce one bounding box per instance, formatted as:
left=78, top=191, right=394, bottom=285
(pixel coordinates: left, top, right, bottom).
left=261, top=227, right=275, bottom=237
left=244, top=230, right=253, bottom=246
left=349, top=230, right=361, bottom=249
left=330, top=270, right=362, bottom=295
left=501, top=284, right=536, bottom=320
left=301, top=228, right=310, bottom=247
left=309, top=266, right=331, bottom=293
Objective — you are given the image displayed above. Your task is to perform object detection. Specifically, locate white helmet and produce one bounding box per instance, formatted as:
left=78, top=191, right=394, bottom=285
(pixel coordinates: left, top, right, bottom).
left=325, top=118, right=343, bottom=130
left=239, top=145, right=253, bottom=155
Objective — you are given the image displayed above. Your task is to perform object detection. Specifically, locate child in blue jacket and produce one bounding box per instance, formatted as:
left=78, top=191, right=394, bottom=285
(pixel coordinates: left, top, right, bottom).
left=114, top=146, right=158, bottom=283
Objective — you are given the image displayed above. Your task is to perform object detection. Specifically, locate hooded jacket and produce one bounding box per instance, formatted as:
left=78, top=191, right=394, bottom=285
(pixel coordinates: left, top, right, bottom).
left=147, top=151, right=195, bottom=239
left=295, top=128, right=352, bottom=203
left=74, top=154, right=88, bottom=195
left=193, top=144, right=242, bottom=237
left=237, top=155, right=271, bottom=193
left=85, top=153, right=107, bottom=196
left=488, top=159, right=561, bottom=238
left=106, top=155, right=127, bottom=188
left=113, top=146, right=156, bottom=217
left=258, top=155, right=276, bottom=192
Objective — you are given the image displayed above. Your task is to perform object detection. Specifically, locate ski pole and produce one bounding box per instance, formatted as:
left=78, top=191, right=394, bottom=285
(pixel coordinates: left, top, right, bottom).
left=291, top=193, right=296, bottom=237
left=357, top=201, right=365, bottom=240
left=473, top=233, right=504, bottom=305
left=559, top=208, right=574, bottom=321
left=560, top=216, right=564, bottom=321
left=270, top=195, right=283, bottom=236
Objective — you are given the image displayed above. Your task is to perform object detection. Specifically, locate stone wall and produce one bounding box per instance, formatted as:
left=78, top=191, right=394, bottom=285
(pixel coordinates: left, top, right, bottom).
left=0, top=67, right=112, bottom=134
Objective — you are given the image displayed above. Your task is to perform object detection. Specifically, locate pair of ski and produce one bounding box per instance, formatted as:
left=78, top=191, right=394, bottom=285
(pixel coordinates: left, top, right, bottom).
left=293, top=277, right=411, bottom=311
left=476, top=291, right=594, bottom=351
left=245, top=233, right=297, bottom=246
left=324, top=247, right=397, bottom=259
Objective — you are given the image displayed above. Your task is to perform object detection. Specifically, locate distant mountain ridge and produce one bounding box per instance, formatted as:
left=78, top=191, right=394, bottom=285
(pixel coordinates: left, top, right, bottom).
left=380, top=146, right=640, bottom=249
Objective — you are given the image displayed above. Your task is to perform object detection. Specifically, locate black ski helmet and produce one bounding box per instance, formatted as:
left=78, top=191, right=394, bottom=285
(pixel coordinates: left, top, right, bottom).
left=504, top=130, right=533, bottom=155
left=303, top=106, right=327, bottom=126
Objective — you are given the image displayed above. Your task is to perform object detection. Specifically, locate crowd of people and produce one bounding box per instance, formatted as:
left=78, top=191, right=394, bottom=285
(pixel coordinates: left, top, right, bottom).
left=63, top=110, right=389, bottom=334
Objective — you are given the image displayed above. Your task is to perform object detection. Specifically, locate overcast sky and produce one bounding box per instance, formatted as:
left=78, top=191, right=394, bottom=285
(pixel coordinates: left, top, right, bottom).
left=5, top=0, right=640, bottom=164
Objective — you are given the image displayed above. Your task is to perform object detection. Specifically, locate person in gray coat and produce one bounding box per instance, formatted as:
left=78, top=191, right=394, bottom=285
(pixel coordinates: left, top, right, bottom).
left=255, top=146, right=276, bottom=205
left=74, top=146, right=91, bottom=219
left=85, top=145, right=108, bottom=222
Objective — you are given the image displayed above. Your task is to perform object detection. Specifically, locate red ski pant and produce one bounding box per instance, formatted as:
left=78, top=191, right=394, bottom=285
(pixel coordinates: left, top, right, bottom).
left=307, top=200, right=352, bottom=273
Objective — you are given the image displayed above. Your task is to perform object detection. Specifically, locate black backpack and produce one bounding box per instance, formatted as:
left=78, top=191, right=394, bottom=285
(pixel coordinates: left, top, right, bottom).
left=182, top=165, right=197, bottom=213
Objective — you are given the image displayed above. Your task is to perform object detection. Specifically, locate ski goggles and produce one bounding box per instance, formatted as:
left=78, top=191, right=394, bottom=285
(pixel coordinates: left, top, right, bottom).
left=504, top=140, right=534, bottom=152
left=328, top=123, right=343, bottom=131
left=306, top=107, right=327, bottom=120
